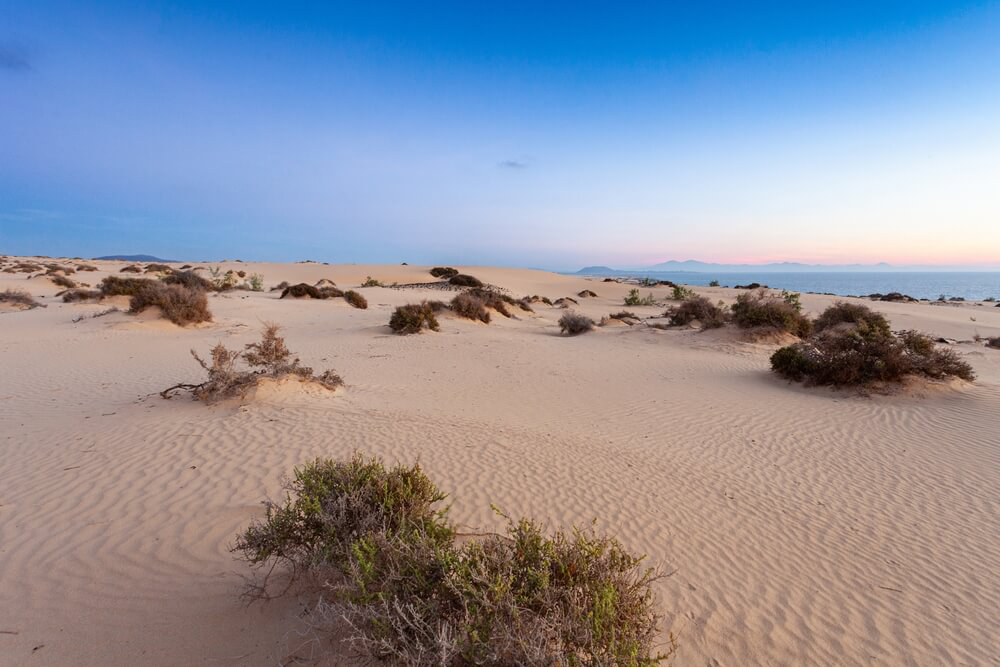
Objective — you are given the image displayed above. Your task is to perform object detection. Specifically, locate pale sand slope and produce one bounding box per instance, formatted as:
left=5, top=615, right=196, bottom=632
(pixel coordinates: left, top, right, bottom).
left=1, top=258, right=999, bottom=666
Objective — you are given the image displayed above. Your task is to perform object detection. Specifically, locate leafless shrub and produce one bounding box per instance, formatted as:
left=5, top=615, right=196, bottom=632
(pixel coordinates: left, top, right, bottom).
left=577, top=289, right=598, bottom=298
left=554, top=297, right=578, bottom=308
left=450, top=292, right=490, bottom=323
left=50, top=274, right=77, bottom=289
left=343, top=290, right=368, bottom=309
left=389, top=302, right=440, bottom=334
left=665, top=296, right=727, bottom=329
left=76, top=264, right=98, bottom=271
left=99, top=275, right=155, bottom=296
left=162, top=324, right=343, bottom=402
left=161, top=270, right=215, bottom=292
left=62, top=289, right=102, bottom=302
left=448, top=273, right=483, bottom=287
left=120, top=264, right=143, bottom=273
left=128, top=283, right=212, bottom=326
left=144, top=263, right=172, bottom=273
left=559, top=312, right=595, bottom=335
left=1, top=289, right=42, bottom=309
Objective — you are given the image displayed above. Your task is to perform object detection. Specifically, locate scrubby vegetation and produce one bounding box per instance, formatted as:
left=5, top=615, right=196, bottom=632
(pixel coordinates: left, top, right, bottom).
left=624, top=289, right=657, bottom=307
left=771, top=304, right=975, bottom=387
left=559, top=312, right=595, bottom=335
left=524, top=295, right=553, bottom=306
left=361, top=276, right=384, bottom=287
left=813, top=301, right=889, bottom=335
left=430, top=266, right=459, bottom=278
left=234, top=454, right=668, bottom=666
left=1, top=288, right=42, bottom=309
left=144, top=263, right=172, bottom=273
left=389, top=302, right=441, bottom=334
left=99, top=275, right=156, bottom=296
left=76, top=264, right=98, bottom=271
left=161, top=270, right=215, bottom=292
left=450, top=292, right=491, bottom=323
left=162, top=324, right=342, bottom=401
left=50, top=274, right=77, bottom=289
left=986, top=337, right=1000, bottom=349
left=120, top=265, right=142, bottom=273
left=129, top=283, right=212, bottom=326
left=343, top=290, right=368, bottom=309
left=61, top=289, right=102, bottom=302
left=554, top=297, right=578, bottom=308
left=670, top=285, right=695, bottom=301
left=577, top=289, right=598, bottom=298
left=449, top=273, right=483, bottom=287
left=666, top=296, right=727, bottom=329
left=280, top=283, right=342, bottom=299
left=731, top=289, right=812, bottom=338
left=608, top=310, right=639, bottom=320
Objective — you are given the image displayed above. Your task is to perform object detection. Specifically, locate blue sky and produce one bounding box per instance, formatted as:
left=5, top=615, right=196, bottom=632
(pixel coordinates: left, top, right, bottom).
left=2, top=1, right=998, bottom=269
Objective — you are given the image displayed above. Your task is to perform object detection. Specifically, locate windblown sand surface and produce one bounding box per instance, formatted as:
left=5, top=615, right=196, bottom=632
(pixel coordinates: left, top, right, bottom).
left=2, top=258, right=999, bottom=666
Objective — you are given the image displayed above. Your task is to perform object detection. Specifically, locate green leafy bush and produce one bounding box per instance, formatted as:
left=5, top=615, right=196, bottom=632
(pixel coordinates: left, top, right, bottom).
left=236, top=454, right=669, bottom=666
left=670, top=285, right=695, bottom=300
left=361, top=276, right=384, bottom=287
left=624, top=289, right=657, bottom=307
left=813, top=301, right=889, bottom=335
left=731, top=289, right=812, bottom=337
left=666, top=296, right=727, bottom=329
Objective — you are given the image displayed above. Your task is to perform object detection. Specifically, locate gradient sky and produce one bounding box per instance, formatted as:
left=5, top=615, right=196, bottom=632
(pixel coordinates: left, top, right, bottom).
left=2, top=1, right=999, bottom=269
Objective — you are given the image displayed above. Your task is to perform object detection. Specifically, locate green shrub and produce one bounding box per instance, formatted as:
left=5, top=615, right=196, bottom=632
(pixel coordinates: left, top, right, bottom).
left=624, top=289, right=657, bottom=307
left=247, top=273, right=264, bottom=291
left=344, top=290, right=368, bottom=309
left=449, top=274, right=483, bottom=288
left=559, top=312, right=595, bottom=335
left=666, top=296, right=727, bottom=329
left=709, top=280, right=720, bottom=287
left=670, top=285, right=695, bottom=300
left=361, top=276, right=383, bottom=287
left=389, top=302, right=440, bottom=334
left=236, top=454, right=668, bottom=666
left=128, top=283, right=212, bottom=326
left=731, top=289, right=812, bottom=337
left=429, top=266, right=459, bottom=278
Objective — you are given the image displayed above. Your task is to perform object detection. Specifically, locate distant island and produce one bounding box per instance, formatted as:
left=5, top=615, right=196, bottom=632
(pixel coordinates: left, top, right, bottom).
left=94, top=254, right=179, bottom=262
left=576, top=260, right=999, bottom=274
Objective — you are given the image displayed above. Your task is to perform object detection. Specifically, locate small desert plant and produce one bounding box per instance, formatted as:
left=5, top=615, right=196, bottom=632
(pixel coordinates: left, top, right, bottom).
left=144, top=263, right=172, bottom=273
left=120, top=264, right=142, bottom=273
left=161, top=270, right=215, bottom=292
left=671, top=285, right=695, bottom=300
left=129, top=283, right=212, bottom=326
left=813, top=302, right=890, bottom=336
left=624, top=289, right=657, bottom=307
left=985, top=337, right=1000, bottom=349
left=771, top=326, right=975, bottom=386
left=1, top=288, right=42, bottom=309
left=450, top=292, right=491, bottom=323
left=343, top=290, right=368, bottom=309
left=247, top=273, right=265, bottom=291
left=62, top=289, right=102, bottom=303
left=709, top=279, right=720, bottom=287
left=559, top=311, right=595, bottom=335
left=236, top=454, right=668, bottom=666
left=429, top=266, right=459, bottom=278
left=577, top=289, right=598, bottom=298
left=163, top=324, right=342, bottom=401
left=99, top=275, right=156, bottom=296
left=465, top=288, right=515, bottom=318
left=780, top=290, right=803, bottom=311
left=449, top=273, right=483, bottom=287
left=554, top=297, right=579, bottom=308
left=280, top=283, right=329, bottom=299
left=666, top=296, right=727, bottom=329
left=208, top=266, right=239, bottom=290
left=608, top=310, right=639, bottom=320
left=360, top=276, right=383, bottom=287
left=389, top=302, right=441, bottom=334
left=76, top=264, right=98, bottom=271
left=731, top=289, right=812, bottom=338
left=270, top=281, right=290, bottom=292
left=50, top=274, right=77, bottom=289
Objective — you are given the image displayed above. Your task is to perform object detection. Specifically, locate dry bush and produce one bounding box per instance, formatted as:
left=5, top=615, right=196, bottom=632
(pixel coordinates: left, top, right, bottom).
left=1, top=288, right=42, bottom=309
left=343, top=290, right=368, bottom=309
left=559, top=311, right=595, bottom=335
left=280, top=283, right=327, bottom=299
left=523, top=294, right=552, bottom=306
left=76, top=264, right=98, bottom=271
left=464, top=288, right=516, bottom=318
left=50, top=274, right=77, bottom=289
left=270, top=281, right=290, bottom=292
left=360, top=276, right=383, bottom=287
left=771, top=326, right=975, bottom=386
left=120, top=264, right=142, bottom=273
left=986, top=337, right=1000, bottom=349
left=11, top=262, right=42, bottom=273
left=429, top=266, right=459, bottom=278
left=129, top=283, right=212, bottom=326
left=62, top=289, right=102, bottom=303
left=731, top=289, right=813, bottom=338
left=389, top=302, right=440, bottom=334
left=608, top=310, right=639, bottom=320
left=577, top=289, right=598, bottom=298
left=666, top=296, right=727, bottom=329
left=99, top=275, right=155, bottom=296
left=516, top=297, right=534, bottom=312
left=449, top=273, right=483, bottom=287
left=163, top=324, right=343, bottom=402
left=144, top=263, right=172, bottom=273
left=235, top=454, right=669, bottom=666
left=315, top=278, right=337, bottom=288
left=554, top=297, right=578, bottom=308
left=450, top=292, right=491, bottom=323
left=814, top=301, right=890, bottom=335
left=162, top=270, right=215, bottom=292
left=45, top=265, right=75, bottom=275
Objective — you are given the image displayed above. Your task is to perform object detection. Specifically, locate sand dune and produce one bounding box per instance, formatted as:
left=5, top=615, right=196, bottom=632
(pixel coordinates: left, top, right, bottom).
left=1, top=258, right=999, bottom=665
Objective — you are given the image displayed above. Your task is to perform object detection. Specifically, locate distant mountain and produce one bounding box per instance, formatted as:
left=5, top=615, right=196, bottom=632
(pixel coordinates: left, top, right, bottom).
left=95, top=254, right=178, bottom=262
left=574, top=260, right=994, bottom=274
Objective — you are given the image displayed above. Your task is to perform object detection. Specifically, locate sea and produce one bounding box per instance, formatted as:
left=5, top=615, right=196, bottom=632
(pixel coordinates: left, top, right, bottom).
left=573, top=272, right=1000, bottom=302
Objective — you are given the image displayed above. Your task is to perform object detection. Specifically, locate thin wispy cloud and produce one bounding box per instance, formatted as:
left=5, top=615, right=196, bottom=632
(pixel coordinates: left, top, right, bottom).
left=0, top=43, right=31, bottom=71
left=498, top=159, right=528, bottom=169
